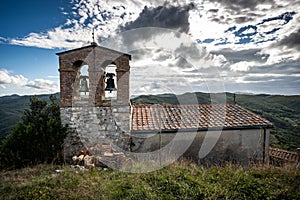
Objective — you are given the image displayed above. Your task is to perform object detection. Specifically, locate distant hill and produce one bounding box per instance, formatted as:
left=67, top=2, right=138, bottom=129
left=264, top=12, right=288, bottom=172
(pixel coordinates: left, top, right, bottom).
left=0, top=92, right=299, bottom=150
left=0, top=93, right=60, bottom=139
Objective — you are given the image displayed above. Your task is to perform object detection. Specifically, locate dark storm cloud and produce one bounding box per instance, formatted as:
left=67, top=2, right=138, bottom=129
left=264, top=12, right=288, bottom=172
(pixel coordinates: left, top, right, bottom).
left=181, top=66, right=229, bottom=80
left=171, top=57, right=194, bottom=69
left=211, top=16, right=226, bottom=23
left=208, top=0, right=275, bottom=23
left=248, top=61, right=300, bottom=75
left=183, top=58, right=300, bottom=94
left=153, top=50, right=172, bottom=61
left=235, top=16, right=255, bottom=23
left=233, top=60, right=300, bottom=95
left=257, top=12, right=296, bottom=26
left=222, top=61, right=300, bottom=92
left=120, top=2, right=195, bottom=33
left=209, top=0, right=274, bottom=10
left=111, top=3, right=196, bottom=50
left=224, top=80, right=300, bottom=95
left=275, top=29, right=300, bottom=50
left=243, top=76, right=283, bottom=82
left=25, top=80, right=57, bottom=90
left=174, top=43, right=207, bottom=60
left=241, top=76, right=300, bottom=93
left=210, top=11, right=261, bottom=24
left=172, top=58, right=300, bottom=95
left=128, top=49, right=171, bottom=62
left=211, top=48, right=268, bottom=64
left=208, top=9, right=219, bottom=13
left=26, top=84, right=43, bottom=89
left=129, top=49, right=149, bottom=60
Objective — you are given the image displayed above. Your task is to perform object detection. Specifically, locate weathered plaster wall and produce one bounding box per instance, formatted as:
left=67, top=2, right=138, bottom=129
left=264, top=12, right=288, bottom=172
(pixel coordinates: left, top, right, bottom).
left=131, top=129, right=270, bottom=165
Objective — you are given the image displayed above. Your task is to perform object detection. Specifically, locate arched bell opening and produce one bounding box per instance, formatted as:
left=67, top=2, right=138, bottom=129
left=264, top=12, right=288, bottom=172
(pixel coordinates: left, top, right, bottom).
left=94, top=61, right=117, bottom=106
left=72, top=60, right=83, bottom=101
left=72, top=60, right=89, bottom=102
left=79, top=65, right=89, bottom=100
left=104, top=63, right=117, bottom=100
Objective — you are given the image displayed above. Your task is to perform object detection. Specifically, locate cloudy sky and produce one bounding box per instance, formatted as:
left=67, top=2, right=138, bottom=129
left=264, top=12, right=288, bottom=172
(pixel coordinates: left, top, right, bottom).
left=0, top=0, right=299, bottom=97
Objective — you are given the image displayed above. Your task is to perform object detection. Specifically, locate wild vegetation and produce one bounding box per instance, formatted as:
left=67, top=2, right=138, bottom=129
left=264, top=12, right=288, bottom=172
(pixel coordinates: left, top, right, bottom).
left=0, top=95, right=67, bottom=169
left=0, top=161, right=299, bottom=200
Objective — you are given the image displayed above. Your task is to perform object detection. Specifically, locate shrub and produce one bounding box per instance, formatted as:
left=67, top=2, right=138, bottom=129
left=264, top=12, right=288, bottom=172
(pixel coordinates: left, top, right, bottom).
left=0, top=95, right=67, bottom=169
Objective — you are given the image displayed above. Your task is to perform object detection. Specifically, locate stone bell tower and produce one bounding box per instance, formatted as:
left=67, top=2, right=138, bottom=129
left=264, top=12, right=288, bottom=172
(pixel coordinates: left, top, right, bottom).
left=57, top=42, right=131, bottom=162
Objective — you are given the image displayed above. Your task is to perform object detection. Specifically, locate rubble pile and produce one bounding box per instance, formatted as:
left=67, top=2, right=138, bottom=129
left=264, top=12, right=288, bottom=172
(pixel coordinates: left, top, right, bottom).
left=72, top=143, right=128, bottom=169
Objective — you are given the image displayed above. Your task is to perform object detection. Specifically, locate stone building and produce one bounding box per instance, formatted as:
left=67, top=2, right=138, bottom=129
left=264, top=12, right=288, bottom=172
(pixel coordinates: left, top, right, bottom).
left=57, top=43, right=272, bottom=167
left=57, top=43, right=132, bottom=163
left=131, top=104, right=272, bottom=165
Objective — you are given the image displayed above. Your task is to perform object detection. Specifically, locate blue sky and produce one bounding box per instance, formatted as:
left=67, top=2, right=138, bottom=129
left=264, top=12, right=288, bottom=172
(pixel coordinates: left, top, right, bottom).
left=0, top=0, right=69, bottom=95
left=0, top=0, right=299, bottom=96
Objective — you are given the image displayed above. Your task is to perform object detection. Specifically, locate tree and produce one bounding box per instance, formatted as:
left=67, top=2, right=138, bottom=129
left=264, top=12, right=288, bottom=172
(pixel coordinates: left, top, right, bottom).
left=0, top=95, right=67, bottom=169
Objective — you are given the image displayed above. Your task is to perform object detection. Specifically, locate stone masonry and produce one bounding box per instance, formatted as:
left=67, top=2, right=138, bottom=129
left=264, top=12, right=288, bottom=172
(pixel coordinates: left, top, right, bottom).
left=61, top=106, right=131, bottom=163
left=57, top=43, right=131, bottom=164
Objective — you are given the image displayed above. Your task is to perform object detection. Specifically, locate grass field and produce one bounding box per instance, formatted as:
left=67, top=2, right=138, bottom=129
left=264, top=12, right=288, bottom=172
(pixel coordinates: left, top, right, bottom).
left=1, top=161, right=299, bottom=200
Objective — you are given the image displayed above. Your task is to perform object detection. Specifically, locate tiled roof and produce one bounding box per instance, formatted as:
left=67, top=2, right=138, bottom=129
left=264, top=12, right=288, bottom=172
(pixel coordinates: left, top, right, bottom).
left=269, top=147, right=299, bottom=163
left=131, top=104, right=272, bottom=132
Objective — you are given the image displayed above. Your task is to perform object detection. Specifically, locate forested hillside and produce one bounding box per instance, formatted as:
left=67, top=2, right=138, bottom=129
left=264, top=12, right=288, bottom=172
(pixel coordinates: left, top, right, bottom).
left=0, top=92, right=299, bottom=150
left=0, top=93, right=60, bottom=138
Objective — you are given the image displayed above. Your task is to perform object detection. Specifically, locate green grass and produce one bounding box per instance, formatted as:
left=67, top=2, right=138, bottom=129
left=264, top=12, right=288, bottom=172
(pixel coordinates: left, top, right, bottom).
left=1, top=161, right=299, bottom=200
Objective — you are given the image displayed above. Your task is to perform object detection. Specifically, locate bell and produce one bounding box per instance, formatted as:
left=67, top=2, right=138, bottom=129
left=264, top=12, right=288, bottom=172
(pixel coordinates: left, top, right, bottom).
left=79, top=76, right=89, bottom=94
left=105, top=73, right=117, bottom=93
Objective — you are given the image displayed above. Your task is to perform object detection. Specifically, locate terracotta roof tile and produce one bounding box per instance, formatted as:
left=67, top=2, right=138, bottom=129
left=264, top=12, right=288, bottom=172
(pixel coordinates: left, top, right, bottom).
left=269, top=147, right=300, bottom=162
left=131, top=104, right=272, bottom=132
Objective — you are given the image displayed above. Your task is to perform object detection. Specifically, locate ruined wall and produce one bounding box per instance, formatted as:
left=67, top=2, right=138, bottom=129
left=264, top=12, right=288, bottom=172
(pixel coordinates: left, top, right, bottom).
left=131, top=129, right=270, bottom=166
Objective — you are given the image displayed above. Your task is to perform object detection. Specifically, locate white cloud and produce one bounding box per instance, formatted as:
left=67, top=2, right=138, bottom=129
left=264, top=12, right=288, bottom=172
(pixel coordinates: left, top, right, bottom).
left=0, top=36, right=9, bottom=43
left=7, top=0, right=150, bottom=49
left=0, top=69, right=28, bottom=85
left=241, top=27, right=256, bottom=35
left=48, top=75, right=59, bottom=79
left=0, top=69, right=59, bottom=96
left=229, top=61, right=258, bottom=71
left=26, top=79, right=58, bottom=92
left=5, top=0, right=300, bottom=56
left=2, top=0, right=300, bottom=95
